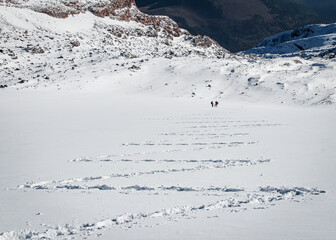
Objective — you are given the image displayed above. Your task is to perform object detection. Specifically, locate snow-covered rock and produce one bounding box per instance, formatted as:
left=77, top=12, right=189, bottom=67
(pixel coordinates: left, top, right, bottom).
left=0, top=0, right=230, bottom=89
left=0, top=6, right=229, bottom=90
left=1, top=0, right=224, bottom=48
left=242, top=23, right=336, bottom=58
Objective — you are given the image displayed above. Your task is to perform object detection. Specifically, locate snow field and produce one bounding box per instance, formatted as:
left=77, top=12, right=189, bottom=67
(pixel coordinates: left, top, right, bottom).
left=0, top=91, right=335, bottom=239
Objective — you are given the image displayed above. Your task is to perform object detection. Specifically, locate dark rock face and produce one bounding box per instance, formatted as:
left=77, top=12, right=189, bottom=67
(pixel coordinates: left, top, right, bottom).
left=288, top=0, right=336, bottom=20
left=136, top=0, right=335, bottom=52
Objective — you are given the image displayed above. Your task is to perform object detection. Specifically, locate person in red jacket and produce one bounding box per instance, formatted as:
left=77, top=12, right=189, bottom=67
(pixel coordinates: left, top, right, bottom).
left=215, top=101, right=219, bottom=107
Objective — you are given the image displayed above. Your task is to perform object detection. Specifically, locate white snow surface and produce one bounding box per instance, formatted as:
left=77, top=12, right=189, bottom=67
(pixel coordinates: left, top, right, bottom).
left=0, top=91, right=335, bottom=240
left=0, top=4, right=336, bottom=240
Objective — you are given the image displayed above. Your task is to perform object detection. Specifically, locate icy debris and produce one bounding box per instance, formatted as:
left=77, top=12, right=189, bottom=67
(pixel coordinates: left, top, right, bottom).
left=88, top=184, right=116, bottom=190
left=123, top=185, right=155, bottom=191
left=69, top=157, right=93, bottom=162
left=260, top=186, right=326, bottom=196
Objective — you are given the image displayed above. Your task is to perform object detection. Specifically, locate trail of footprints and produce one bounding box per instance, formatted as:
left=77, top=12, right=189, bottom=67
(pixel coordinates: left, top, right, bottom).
left=20, top=158, right=271, bottom=191
left=3, top=115, right=325, bottom=239
left=1, top=187, right=325, bottom=240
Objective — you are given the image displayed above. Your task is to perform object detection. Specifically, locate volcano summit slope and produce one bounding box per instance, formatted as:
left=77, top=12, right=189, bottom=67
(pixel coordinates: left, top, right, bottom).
left=0, top=2, right=336, bottom=104
left=0, top=1, right=336, bottom=240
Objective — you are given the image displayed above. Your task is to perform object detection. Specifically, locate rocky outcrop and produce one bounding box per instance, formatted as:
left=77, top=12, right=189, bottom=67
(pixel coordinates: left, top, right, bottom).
left=319, top=48, right=336, bottom=59
left=0, top=1, right=229, bottom=89
left=2, top=0, right=219, bottom=46
left=3, top=0, right=137, bottom=19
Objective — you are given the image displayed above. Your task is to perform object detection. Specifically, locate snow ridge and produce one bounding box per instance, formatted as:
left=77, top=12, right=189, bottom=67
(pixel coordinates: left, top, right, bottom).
left=243, top=23, right=336, bottom=58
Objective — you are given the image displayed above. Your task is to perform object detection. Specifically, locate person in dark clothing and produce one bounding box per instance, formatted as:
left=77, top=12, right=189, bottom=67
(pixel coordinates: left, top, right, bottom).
left=211, top=101, right=214, bottom=107
left=215, top=101, right=219, bottom=107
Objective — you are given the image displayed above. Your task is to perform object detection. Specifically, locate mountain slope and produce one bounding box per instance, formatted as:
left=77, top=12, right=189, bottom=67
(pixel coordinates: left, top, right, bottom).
left=136, top=0, right=327, bottom=52
left=1, top=0, right=223, bottom=43
left=0, top=1, right=228, bottom=89
left=0, top=1, right=336, bottom=106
